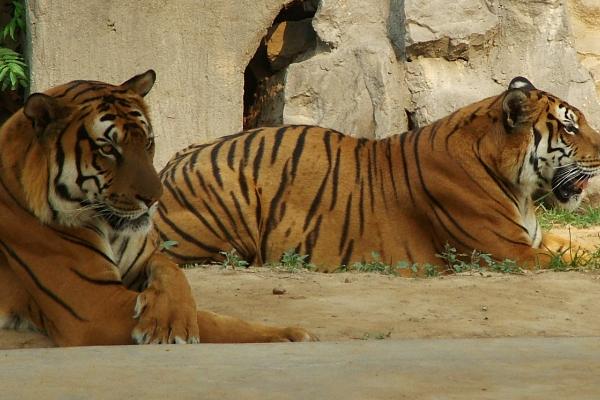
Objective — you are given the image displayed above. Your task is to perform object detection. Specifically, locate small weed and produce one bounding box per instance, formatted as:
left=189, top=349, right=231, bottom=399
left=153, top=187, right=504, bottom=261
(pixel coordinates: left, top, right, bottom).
left=545, top=246, right=600, bottom=271
left=269, top=249, right=315, bottom=272
left=489, top=258, right=522, bottom=274
left=351, top=252, right=395, bottom=274
left=159, top=240, right=178, bottom=251
left=218, top=249, right=249, bottom=269
left=422, top=263, right=439, bottom=277
left=435, top=244, right=524, bottom=275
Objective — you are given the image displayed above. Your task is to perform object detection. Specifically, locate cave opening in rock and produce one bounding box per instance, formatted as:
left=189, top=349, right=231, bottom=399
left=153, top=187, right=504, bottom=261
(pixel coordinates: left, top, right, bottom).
left=243, top=0, right=319, bottom=130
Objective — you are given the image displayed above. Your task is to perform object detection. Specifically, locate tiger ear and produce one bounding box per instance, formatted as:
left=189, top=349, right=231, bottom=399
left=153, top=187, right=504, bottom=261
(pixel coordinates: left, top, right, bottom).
left=502, top=89, right=531, bottom=132
left=120, top=70, right=156, bottom=97
left=23, top=93, right=70, bottom=135
left=508, top=76, right=536, bottom=91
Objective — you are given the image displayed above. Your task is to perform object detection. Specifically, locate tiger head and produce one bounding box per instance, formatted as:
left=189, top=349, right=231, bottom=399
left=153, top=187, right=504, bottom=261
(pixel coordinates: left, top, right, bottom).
left=502, top=77, right=600, bottom=210
left=10, top=70, right=161, bottom=232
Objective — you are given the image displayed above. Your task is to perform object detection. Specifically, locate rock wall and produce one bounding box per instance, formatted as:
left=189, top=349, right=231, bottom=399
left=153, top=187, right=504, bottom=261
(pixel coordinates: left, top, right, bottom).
left=24, top=0, right=600, bottom=167
left=24, top=0, right=291, bottom=167
left=268, top=0, right=600, bottom=134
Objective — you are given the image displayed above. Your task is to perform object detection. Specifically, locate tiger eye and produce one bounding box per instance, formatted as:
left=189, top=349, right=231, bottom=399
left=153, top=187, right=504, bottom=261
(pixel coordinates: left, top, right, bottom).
left=99, top=144, right=114, bottom=155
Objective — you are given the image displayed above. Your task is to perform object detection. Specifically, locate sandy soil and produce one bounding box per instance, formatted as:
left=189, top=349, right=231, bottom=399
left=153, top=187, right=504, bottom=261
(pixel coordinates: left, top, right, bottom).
left=2, top=228, right=599, bottom=349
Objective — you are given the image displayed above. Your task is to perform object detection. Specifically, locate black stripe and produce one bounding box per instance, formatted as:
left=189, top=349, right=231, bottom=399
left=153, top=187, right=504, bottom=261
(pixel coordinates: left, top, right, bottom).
left=400, top=132, right=416, bottom=206
left=367, top=142, right=376, bottom=212
left=260, top=160, right=290, bottom=261
left=340, top=239, right=354, bottom=267
left=227, top=140, right=238, bottom=171
left=163, top=180, right=223, bottom=240
left=271, top=127, right=288, bottom=164
left=385, top=138, right=399, bottom=200
left=339, top=195, right=353, bottom=255
left=253, top=136, right=266, bottom=182
left=70, top=268, right=122, bottom=285
left=156, top=206, right=222, bottom=253
left=329, top=148, right=341, bottom=211
left=413, top=127, right=478, bottom=244
left=182, top=165, right=197, bottom=197
left=122, top=236, right=148, bottom=280
left=0, top=239, right=86, bottom=321
left=230, top=192, right=257, bottom=250
left=210, top=140, right=226, bottom=188
left=291, top=127, right=308, bottom=180
left=303, top=215, right=323, bottom=261
left=238, top=158, right=250, bottom=204
left=207, top=185, right=250, bottom=257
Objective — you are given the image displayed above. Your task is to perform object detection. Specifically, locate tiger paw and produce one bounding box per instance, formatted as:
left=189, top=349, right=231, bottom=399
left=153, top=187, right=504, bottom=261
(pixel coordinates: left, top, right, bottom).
left=269, top=327, right=319, bottom=342
left=131, top=288, right=200, bottom=344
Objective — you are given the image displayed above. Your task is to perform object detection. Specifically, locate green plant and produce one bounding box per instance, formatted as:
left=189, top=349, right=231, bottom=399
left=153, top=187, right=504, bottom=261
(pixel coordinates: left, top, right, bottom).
left=159, top=240, right=178, bottom=251
left=435, top=243, right=523, bottom=275
left=1, top=0, right=24, bottom=41
left=488, top=258, right=522, bottom=274
left=351, top=252, right=394, bottom=274
left=272, top=249, right=315, bottom=272
left=537, top=204, right=600, bottom=230
left=0, top=1, right=27, bottom=90
left=218, top=249, right=249, bottom=269
left=544, top=245, right=600, bottom=271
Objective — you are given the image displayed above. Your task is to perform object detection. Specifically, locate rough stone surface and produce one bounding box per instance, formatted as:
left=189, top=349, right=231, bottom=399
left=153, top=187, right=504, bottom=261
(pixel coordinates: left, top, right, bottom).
left=24, top=0, right=292, bottom=168
left=279, top=0, right=410, bottom=138
left=568, top=0, right=600, bottom=96
left=403, top=0, right=600, bottom=129
left=2, top=338, right=600, bottom=399
left=404, top=0, right=499, bottom=61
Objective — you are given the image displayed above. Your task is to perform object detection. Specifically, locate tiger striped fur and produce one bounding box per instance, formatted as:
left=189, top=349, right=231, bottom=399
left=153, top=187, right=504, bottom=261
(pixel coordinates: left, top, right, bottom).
left=157, top=77, right=599, bottom=272
left=0, top=71, right=315, bottom=346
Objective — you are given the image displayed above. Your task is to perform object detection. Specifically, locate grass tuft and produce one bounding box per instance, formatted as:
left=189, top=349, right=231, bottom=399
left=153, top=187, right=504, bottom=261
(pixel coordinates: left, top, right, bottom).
left=268, top=249, right=315, bottom=272
left=218, top=249, right=249, bottom=269
left=537, top=205, right=600, bottom=230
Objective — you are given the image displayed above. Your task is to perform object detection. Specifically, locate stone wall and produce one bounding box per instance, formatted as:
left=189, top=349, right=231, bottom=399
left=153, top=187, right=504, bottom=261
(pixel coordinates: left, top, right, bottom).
left=25, top=0, right=291, bottom=167
left=25, top=0, right=600, bottom=167
left=269, top=0, right=600, bottom=134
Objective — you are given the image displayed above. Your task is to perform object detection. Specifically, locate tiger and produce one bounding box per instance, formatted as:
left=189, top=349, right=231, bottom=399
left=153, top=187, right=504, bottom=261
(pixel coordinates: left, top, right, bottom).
left=0, top=70, right=316, bottom=346
left=156, top=77, right=600, bottom=273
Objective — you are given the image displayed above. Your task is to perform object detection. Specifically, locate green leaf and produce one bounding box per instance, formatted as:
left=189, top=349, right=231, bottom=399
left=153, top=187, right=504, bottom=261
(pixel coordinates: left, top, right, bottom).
left=159, top=240, right=178, bottom=250
left=9, top=70, right=16, bottom=89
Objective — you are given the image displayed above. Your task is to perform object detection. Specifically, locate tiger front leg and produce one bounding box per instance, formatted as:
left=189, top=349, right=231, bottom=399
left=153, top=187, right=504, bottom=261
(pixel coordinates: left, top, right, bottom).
left=196, top=310, right=318, bottom=343
left=538, top=231, right=596, bottom=267
left=132, top=252, right=200, bottom=344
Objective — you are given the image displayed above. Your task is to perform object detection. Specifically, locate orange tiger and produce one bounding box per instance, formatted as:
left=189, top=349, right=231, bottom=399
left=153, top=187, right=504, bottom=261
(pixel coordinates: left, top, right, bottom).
left=156, top=77, right=598, bottom=272
left=0, top=71, right=315, bottom=346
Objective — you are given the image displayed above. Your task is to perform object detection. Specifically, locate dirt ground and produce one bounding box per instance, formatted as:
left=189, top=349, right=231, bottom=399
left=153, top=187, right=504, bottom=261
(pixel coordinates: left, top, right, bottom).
left=2, top=228, right=600, bottom=349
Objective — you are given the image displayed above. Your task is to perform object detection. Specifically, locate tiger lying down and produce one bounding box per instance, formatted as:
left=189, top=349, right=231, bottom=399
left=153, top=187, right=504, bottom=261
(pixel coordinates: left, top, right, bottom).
left=157, top=77, right=599, bottom=273
left=0, top=71, right=315, bottom=346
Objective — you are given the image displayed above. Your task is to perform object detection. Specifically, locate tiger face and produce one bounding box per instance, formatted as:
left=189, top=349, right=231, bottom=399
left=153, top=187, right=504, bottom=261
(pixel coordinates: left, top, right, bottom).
left=504, top=77, right=600, bottom=210
left=22, top=70, right=161, bottom=232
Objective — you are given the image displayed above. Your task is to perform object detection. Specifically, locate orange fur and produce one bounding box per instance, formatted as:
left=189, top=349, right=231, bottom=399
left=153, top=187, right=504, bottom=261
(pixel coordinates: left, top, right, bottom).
left=156, top=80, right=600, bottom=272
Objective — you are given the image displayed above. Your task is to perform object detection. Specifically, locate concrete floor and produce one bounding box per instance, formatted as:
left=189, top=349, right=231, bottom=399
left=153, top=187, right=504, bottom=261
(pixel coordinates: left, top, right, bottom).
left=1, top=337, right=599, bottom=399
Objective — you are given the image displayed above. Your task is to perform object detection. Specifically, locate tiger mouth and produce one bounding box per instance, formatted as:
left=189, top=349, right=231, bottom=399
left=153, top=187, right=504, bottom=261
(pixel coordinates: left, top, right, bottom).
left=97, top=205, right=151, bottom=231
left=551, top=166, right=593, bottom=203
